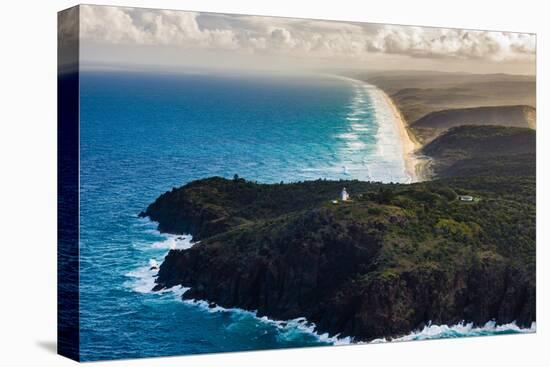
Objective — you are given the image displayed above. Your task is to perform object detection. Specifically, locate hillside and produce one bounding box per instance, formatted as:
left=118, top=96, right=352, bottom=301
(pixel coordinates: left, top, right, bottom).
left=355, top=71, right=536, bottom=128
left=137, top=71, right=537, bottom=343
left=412, top=105, right=536, bottom=142
left=141, top=175, right=535, bottom=342
left=359, top=71, right=535, bottom=95
left=422, top=125, right=536, bottom=178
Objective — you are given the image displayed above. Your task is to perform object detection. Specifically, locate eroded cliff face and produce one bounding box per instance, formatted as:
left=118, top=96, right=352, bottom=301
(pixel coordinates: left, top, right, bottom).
left=143, top=177, right=535, bottom=341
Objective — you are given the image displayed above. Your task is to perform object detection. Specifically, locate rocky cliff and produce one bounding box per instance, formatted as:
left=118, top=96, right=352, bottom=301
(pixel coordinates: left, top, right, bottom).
left=141, top=176, right=535, bottom=341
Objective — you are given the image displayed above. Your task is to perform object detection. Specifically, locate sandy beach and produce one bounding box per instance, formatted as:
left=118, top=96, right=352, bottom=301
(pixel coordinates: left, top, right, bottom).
left=378, top=88, right=429, bottom=182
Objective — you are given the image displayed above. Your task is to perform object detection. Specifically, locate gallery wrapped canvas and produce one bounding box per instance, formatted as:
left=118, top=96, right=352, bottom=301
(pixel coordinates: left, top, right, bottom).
left=58, top=4, right=536, bottom=362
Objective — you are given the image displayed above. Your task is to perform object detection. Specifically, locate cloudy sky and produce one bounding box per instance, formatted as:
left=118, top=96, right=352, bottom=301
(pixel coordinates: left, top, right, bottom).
left=66, top=4, right=536, bottom=74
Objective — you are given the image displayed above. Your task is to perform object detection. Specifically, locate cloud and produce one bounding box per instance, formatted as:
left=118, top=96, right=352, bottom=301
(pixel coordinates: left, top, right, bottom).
left=79, top=5, right=535, bottom=62
left=366, top=26, right=535, bottom=61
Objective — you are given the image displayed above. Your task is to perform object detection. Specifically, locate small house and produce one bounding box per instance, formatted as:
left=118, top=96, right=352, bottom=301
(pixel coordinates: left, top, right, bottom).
left=458, top=195, right=474, bottom=202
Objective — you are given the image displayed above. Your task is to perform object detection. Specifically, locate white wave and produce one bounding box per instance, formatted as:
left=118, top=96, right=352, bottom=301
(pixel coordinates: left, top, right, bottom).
left=350, top=124, right=371, bottom=132
left=130, top=221, right=534, bottom=346
left=326, top=76, right=411, bottom=183
left=347, top=110, right=367, bottom=117
left=124, top=261, right=190, bottom=300
left=346, top=141, right=367, bottom=150
left=181, top=298, right=352, bottom=345
left=125, top=222, right=196, bottom=295
left=365, top=84, right=410, bottom=183
left=124, top=263, right=157, bottom=294
left=151, top=234, right=195, bottom=250
left=338, top=132, right=360, bottom=140
left=370, top=321, right=536, bottom=343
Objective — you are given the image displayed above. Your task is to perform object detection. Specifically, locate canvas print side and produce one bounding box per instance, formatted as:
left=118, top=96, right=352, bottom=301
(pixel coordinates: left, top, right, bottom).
left=57, top=6, right=80, bottom=362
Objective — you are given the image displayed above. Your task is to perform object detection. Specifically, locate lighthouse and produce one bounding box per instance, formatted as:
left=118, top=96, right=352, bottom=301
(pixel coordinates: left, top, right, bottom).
left=341, top=187, right=350, bottom=201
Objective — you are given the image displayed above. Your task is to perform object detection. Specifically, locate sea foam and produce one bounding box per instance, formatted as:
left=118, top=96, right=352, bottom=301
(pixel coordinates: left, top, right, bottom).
left=180, top=297, right=353, bottom=345
left=329, top=77, right=411, bottom=183
left=126, top=219, right=353, bottom=345
left=124, top=221, right=195, bottom=297
left=128, top=219, right=535, bottom=346
left=370, top=321, right=536, bottom=343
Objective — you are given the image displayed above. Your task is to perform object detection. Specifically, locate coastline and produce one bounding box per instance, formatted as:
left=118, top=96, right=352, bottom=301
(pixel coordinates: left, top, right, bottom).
left=375, top=86, right=428, bottom=182
left=144, top=177, right=536, bottom=344
left=333, top=73, right=429, bottom=183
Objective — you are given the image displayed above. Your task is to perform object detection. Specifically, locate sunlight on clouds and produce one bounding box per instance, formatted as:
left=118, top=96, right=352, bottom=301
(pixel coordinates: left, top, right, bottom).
left=77, top=4, right=535, bottom=71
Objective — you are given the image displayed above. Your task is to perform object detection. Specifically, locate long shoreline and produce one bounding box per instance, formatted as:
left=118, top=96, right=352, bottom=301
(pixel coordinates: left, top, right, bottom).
left=334, top=74, right=428, bottom=183
left=372, top=85, right=427, bottom=182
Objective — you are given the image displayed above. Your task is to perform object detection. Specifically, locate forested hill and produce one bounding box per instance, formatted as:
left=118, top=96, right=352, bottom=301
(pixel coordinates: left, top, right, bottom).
left=141, top=174, right=535, bottom=342
left=422, top=125, right=536, bottom=178
left=139, top=81, right=536, bottom=341
left=413, top=105, right=535, bottom=130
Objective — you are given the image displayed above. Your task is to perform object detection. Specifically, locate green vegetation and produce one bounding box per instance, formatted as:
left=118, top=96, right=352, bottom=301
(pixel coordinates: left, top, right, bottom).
left=143, top=70, right=536, bottom=341
left=146, top=173, right=535, bottom=341
left=353, top=71, right=536, bottom=144
left=359, top=71, right=535, bottom=127
left=411, top=105, right=535, bottom=142
left=422, top=125, right=535, bottom=178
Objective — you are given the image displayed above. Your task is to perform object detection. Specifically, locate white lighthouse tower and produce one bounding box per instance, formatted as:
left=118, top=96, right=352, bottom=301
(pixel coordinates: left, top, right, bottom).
left=341, top=187, right=350, bottom=201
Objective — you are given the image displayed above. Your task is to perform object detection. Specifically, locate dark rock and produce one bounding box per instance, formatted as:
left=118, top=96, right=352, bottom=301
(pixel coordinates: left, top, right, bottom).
left=145, top=176, right=535, bottom=341
left=152, top=284, right=164, bottom=292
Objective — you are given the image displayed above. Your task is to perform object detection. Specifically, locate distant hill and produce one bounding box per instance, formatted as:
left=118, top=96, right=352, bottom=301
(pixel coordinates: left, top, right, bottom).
left=411, top=105, right=536, bottom=142
left=414, top=105, right=535, bottom=130
left=355, top=71, right=536, bottom=127
left=389, top=82, right=536, bottom=124
left=360, top=71, right=535, bottom=95
left=422, top=125, right=536, bottom=178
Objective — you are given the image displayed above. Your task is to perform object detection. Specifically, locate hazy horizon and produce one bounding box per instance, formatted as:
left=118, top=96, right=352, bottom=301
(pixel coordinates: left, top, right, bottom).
left=60, top=4, right=536, bottom=75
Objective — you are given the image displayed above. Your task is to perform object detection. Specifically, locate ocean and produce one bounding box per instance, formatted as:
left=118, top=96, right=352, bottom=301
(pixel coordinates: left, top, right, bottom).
left=77, top=70, right=533, bottom=361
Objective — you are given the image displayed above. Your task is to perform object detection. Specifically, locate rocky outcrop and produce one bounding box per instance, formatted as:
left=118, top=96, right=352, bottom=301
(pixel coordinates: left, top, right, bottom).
left=143, top=177, right=535, bottom=341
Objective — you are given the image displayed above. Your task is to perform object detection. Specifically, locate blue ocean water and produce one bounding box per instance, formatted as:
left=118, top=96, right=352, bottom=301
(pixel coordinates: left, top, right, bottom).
left=78, top=71, right=532, bottom=361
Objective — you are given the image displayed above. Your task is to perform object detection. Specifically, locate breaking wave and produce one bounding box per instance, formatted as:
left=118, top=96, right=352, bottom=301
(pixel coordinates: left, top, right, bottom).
left=126, top=220, right=535, bottom=347
left=371, top=321, right=536, bottom=343
left=330, top=76, right=410, bottom=183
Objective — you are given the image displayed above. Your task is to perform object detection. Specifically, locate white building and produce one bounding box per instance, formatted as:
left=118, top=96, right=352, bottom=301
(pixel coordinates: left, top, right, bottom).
left=341, top=187, right=350, bottom=201
left=458, top=195, right=474, bottom=202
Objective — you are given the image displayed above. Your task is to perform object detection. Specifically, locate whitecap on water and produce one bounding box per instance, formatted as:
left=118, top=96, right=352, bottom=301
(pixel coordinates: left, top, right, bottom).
left=129, top=190, right=534, bottom=346
left=337, top=132, right=360, bottom=140
left=124, top=263, right=157, bottom=294
left=370, top=321, right=536, bottom=343
left=124, top=261, right=190, bottom=301
left=180, top=299, right=352, bottom=345
left=124, top=228, right=196, bottom=295
left=151, top=234, right=194, bottom=250
left=346, top=141, right=367, bottom=150
left=127, top=227, right=535, bottom=346
left=325, top=76, right=409, bottom=183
